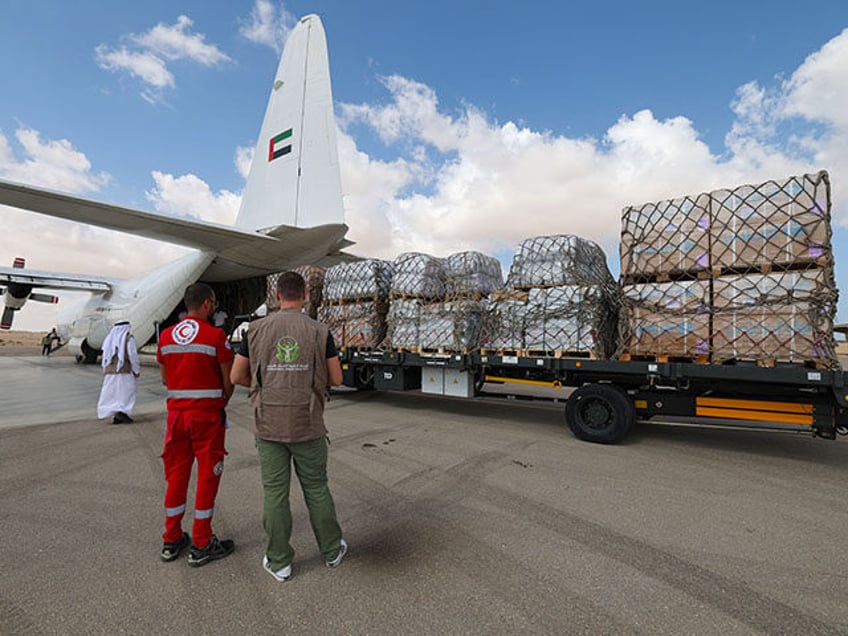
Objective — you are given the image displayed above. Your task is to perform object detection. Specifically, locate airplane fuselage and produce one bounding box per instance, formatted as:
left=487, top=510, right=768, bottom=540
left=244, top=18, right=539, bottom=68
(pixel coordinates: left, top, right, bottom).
left=60, top=251, right=214, bottom=359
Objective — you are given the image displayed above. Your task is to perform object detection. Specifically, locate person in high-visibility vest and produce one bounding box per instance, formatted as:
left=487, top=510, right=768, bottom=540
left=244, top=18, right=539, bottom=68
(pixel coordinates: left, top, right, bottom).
left=156, top=283, right=234, bottom=567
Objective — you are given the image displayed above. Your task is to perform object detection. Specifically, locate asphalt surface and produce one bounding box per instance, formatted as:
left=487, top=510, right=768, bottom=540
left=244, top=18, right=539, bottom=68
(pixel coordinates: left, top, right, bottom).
left=2, top=354, right=848, bottom=635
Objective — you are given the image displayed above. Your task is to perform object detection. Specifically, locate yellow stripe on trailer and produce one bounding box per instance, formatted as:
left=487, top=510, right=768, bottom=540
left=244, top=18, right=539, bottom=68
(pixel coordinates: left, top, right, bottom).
left=695, top=397, right=814, bottom=426
left=484, top=375, right=563, bottom=390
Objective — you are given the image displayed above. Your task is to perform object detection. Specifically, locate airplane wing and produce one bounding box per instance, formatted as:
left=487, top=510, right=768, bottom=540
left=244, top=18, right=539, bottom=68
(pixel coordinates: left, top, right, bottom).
left=0, top=178, right=354, bottom=281
left=0, top=179, right=279, bottom=252
left=0, top=266, right=114, bottom=292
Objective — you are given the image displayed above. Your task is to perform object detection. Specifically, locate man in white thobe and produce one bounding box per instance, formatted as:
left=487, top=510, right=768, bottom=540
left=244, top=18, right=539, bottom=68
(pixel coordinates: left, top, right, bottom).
left=97, top=321, right=141, bottom=424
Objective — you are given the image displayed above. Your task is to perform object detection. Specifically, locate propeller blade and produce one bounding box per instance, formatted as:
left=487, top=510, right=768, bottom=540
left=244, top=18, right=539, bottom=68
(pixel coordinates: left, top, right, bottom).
left=1, top=307, right=14, bottom=329
left=30, top=293, right=59, bottom=304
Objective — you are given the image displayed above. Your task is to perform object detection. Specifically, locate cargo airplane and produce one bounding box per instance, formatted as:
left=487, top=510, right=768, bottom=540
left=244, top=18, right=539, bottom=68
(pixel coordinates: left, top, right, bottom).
left=0, top=14, right=352, bottom=362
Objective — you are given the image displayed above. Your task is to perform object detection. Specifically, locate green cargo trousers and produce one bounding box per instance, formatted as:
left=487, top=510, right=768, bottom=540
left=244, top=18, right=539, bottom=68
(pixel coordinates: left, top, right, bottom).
left=255, top=436, right=343, bottom=570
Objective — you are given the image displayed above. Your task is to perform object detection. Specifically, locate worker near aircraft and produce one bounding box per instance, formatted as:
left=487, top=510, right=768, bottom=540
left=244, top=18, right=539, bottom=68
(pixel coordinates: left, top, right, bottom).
left=156, top=283, right=235, bottom=567
left=96, top=320, right=140, bottom=424
left=230, top=271, right=346, bottom=582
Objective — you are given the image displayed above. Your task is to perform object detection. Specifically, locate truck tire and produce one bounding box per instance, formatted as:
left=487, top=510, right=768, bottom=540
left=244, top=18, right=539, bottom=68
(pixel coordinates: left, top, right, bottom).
left=565, top=383, right=634, bottom=444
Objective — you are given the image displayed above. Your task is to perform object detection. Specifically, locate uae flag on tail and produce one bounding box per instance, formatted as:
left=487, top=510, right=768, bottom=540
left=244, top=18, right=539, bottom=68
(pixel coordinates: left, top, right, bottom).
left=269, top=128, right=293, bottom=161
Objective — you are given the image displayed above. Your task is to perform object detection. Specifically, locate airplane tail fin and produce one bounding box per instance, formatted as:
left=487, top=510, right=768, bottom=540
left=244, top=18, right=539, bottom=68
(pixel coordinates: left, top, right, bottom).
left=235, top=14, right=344, bottom=232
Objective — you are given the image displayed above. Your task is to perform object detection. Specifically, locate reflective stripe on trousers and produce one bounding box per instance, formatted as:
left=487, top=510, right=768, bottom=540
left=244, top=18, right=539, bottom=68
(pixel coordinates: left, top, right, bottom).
left=167, top=389, right=223, bottom=399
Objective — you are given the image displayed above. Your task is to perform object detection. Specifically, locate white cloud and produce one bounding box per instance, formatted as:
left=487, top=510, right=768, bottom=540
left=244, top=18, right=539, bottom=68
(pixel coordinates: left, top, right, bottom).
left=94, top=45, right=174, bottom=89
left=132, top=15, right=231, bottom=66
left=0, top=128, right=110, bottom=193
left=780, top=27, right=848, bottom=128
left=337, top=26, right=848, bottom=263
left=235, top=145, right=254, bottom=181
left=145, top=171, right=240, bottom=226
left=239, top=0, right=295, bottom=53
left=95, top=15, right=229, bottom=103
left=8, top=25, right=848, bottom=330
left=0, top=128, right=236, bottom=330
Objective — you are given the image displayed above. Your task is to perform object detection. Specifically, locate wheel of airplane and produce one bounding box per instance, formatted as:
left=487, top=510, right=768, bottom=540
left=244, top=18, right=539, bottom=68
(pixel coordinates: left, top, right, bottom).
left=79, top=339, right=99, bottom=365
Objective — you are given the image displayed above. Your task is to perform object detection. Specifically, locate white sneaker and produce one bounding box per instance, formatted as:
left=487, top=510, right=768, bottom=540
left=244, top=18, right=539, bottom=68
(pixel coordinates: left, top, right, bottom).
left=262, top=556, right=292, bottom=581
left=326, top=539, right=347, bottom=568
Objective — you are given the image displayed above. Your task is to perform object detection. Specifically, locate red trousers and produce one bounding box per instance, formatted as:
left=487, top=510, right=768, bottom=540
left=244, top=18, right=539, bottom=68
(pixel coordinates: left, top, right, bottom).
left=161, top=409, right=227, bottom=548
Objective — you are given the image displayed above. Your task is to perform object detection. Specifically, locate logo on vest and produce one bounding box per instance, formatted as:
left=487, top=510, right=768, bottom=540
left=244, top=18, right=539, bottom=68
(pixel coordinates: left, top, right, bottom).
left=275, top=337, right=300, bottom=363
left=213, top=461, right=224, bottom=476
left=173, top=319, right=199, bottom=345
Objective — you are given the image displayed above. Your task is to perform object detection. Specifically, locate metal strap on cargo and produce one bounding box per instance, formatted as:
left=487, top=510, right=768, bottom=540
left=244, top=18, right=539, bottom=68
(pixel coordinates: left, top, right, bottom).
left=159, top=344, right=217, bottom=356
left=167, top=389, right=223, bottom=399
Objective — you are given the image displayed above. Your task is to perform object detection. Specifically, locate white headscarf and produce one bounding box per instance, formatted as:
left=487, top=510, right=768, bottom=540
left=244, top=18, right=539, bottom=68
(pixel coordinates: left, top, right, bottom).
left=101, top=321, right=131, bottom=370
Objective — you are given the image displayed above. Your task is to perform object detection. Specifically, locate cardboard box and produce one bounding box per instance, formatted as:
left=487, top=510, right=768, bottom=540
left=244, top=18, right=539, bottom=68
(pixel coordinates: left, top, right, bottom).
left=710, top=178, right=830, bottom=270
left=620, top=194, right=710, bottom=277
left=712, top=306, right=830, bottom=361
left=622, top=310, right=710, bottom=357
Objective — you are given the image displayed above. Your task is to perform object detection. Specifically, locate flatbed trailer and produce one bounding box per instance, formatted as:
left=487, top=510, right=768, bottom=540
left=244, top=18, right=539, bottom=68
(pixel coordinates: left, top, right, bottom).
left=340, top=350, right=848, bottom=443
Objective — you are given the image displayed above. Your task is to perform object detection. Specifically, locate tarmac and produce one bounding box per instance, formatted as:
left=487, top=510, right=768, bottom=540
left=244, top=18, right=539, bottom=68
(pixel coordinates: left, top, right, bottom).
left=2, top=352, right=848, bottom=635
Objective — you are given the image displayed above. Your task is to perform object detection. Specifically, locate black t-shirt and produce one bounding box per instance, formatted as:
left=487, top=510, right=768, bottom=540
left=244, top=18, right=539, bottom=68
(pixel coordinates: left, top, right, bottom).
left=237, top=330, right=337, bottom=359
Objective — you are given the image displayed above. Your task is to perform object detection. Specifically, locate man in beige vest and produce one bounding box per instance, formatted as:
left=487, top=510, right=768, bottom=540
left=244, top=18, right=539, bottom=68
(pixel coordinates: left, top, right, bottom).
left=97, top=321, right=140, bottom=424
left=231, top=271, right=346, bottom=582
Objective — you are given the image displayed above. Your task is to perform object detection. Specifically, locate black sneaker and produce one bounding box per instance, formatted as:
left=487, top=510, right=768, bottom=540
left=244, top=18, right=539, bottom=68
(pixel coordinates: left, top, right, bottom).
left=187, top=535, right=235, bottom=567
left=161, top=532, right=191, bottom=562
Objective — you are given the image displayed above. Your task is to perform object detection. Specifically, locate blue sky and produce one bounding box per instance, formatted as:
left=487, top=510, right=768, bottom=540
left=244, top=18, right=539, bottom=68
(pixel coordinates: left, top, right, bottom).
left=2, top=0, right=848, bottom=330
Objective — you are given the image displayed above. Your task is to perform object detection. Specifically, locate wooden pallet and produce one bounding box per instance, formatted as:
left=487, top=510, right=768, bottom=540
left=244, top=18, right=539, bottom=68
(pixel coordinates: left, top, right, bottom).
left=323, top=296, right=388, bottom=306
left=490, top=289, right=530, bottom=303
left=621, top=257, right=832, bottom=286
left=387, top=293, right=444, bottom=303
left=391, top=346, right=462, bottom=355
left=480, top=348, right=597, bottom=359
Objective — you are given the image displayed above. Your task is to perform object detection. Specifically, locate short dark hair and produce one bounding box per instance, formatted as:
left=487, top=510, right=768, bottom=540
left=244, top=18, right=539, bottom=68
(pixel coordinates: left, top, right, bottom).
left=276, top=271, right=305, bottom=301
left=184, top=283, right=215, bottom=310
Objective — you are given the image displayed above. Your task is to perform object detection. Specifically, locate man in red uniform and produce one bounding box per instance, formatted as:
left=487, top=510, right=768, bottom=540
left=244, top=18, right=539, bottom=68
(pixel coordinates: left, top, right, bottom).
left=156, top=283, right=235, bottom=566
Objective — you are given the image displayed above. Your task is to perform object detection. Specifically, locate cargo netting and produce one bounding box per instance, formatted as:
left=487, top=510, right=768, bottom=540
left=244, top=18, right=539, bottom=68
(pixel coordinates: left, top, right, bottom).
left=484, top=235, right=619, bottom=357
left=317, top=300, right=389, bottom=350
left=618, top=171, right=837, bottom=367
left=506, top=234, right=616, bottom=288
left=318, top=259, right=393, bottom=349
left=385, top=251, right=503, bottom=352
left=323, top=259, right=394, bottom=302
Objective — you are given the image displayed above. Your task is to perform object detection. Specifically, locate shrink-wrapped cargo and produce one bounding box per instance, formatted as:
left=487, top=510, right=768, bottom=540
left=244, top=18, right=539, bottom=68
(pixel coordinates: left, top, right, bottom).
left=522, top=286, right=616, bottom=356
left=324, top=259, right=393, bottom=302
left=385, top=251, right=503, bottom=352
left=507, top=234, right=616, bottom=288
left=385, top=299, right=421, bottom=349
left=618, top=281, right=711, bottom=358
left=486, top=235, right=618, bottom=357
left=390, top=253, right=446, bottom=298
left=444, top=251, right=503, bottom=296
left=418, top=300, right=487, bottom=351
